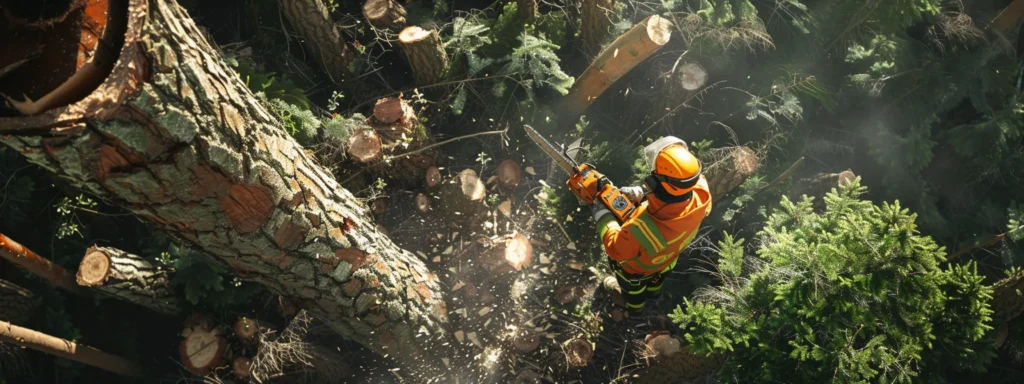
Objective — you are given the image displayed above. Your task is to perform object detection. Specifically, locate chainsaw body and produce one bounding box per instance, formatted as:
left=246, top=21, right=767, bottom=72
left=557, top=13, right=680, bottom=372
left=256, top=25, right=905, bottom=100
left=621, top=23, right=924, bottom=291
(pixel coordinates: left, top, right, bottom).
left=567, top=164, right=637, bottom=222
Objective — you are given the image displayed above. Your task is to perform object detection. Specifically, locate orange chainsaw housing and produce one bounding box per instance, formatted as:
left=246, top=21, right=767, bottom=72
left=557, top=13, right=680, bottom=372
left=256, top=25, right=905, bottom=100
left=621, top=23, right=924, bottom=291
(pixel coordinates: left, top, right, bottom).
left=566, top=164, right=637, bottom=222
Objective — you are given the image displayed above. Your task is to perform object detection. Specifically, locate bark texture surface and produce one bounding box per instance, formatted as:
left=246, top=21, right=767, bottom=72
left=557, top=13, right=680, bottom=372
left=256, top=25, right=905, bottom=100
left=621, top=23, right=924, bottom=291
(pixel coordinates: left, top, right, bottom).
left=0, top=279, right=35, bottom=325
left=704, top=146, right=760, bottom=201
left=363, top=0, right=407, bottom=31
left=399, top=26, right=449, bottom=86
left=0, top=0, right=448, bottom=370
left=992, top=269, right=1024, bottom=324
left=76, top=245, right=181, bottom=315
left=278, top=0, right=354, bottom=83
left=580, top=0, right=616, bottom=55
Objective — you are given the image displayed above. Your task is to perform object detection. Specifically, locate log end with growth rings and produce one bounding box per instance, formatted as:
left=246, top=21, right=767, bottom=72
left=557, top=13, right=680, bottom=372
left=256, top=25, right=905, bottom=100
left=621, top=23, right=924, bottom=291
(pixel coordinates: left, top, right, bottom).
left=234, top=317, right=260, bottom=342
left=678, top=62, right=708, bottom=91
left=399, top=26, right=432, bottom=43
left=76, top=248, right=112, bottom=287
left=180, top=315, right=228, bottom=376
left=564, top=338, right=593, bottom=367
left=346, top=129, right=383, bottom=163
left=645, top=15, right=673, bottom=46
left=372, top=96, right=406, bottom=124
left=425, top=166, right=441, bottom=188
left=497, top=160, right=522, bottom=189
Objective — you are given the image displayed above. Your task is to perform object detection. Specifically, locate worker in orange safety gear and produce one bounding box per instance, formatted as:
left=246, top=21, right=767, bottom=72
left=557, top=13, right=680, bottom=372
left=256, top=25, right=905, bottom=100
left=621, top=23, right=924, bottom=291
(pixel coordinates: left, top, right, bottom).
left=591, top=137, right=712, bottom=314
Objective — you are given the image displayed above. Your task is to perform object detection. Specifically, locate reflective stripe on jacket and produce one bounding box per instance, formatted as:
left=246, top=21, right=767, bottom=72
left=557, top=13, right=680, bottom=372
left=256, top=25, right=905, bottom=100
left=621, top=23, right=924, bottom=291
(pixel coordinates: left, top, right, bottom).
left=596, top=176, right=712, bottom=275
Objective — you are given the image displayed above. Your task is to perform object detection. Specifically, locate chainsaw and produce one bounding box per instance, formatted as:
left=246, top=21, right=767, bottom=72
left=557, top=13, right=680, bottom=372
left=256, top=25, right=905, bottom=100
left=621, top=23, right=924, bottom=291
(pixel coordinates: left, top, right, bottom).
left=524, top=125, right=637, bottom=223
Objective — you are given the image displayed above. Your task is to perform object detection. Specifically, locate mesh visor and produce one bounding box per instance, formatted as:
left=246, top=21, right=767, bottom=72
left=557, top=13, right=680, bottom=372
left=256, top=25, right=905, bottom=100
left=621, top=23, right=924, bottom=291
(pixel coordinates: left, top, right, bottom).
left=643, top=136, right=687, bottom=171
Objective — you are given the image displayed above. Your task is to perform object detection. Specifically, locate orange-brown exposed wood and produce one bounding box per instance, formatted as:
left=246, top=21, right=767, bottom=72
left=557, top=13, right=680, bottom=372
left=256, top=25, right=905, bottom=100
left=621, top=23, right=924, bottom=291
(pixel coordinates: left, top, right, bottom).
left=0, top=234, right=82, bottom=295
left=76, top=245, right=180, bottom=315
left=991, top=0, right=1024, bottom=35
left=398, top=26, right=449, bottom=86
left=562, top=15, right=672, bottom=128
left=363, top=0, right=408, bottom=31
left=0, top=320, right=143, bottom=376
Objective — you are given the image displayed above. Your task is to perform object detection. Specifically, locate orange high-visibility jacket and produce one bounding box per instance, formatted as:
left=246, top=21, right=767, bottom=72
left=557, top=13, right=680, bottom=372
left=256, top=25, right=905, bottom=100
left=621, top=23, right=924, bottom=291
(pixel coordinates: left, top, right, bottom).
left=596, top=176, right=712, bottom=275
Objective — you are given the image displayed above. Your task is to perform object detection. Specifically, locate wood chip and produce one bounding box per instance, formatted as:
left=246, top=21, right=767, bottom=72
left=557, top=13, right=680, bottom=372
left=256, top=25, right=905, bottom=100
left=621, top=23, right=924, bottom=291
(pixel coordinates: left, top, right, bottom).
left=478, top=307, right=492, bottom=316
left=567, top=260, right=584, bottom=270
left=540, top=267, right=550, bottom=275
left=486, top=175, right=498, bottom=186
left=442, top=246, right=454, bottom=255
left=432, top=256, right=441, bottom=263
left=539, top=254, right=551, bottom=264
left=498, top=200, right=512, bottom=217
left=467, top=332, right=482, bottom=348
left=525, top=166, right=536, bottom=176
left=455, top=330, right=465, bottom=343
left=567, top=242, right=577, bottom=250
left=452, top=281, right=466, bottom=291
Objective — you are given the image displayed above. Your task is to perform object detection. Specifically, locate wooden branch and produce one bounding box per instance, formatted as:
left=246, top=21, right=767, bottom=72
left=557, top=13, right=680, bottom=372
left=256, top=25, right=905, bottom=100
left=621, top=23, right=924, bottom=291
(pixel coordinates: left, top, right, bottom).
left=0, top=279, right=35, bottom=325
left=363, top=0, right=408, bottom=31
left=704, top=147, right=760, bottom=201
left=580, top=0, right=616, bottom=55
left=946, top=233, right=1007, bottom=262
left=0, top=234, right=82, bottom=295
left=76, top=245, right=181, bottom=315
left=0, top=320, right=143, bottom=376
left=399, top=26, right=449, bottom=86
left=562, top=15, right=672, bottom=127
left=278, top=0, right=355, bottom=83
left=991, top=0, right=1024, bottom=35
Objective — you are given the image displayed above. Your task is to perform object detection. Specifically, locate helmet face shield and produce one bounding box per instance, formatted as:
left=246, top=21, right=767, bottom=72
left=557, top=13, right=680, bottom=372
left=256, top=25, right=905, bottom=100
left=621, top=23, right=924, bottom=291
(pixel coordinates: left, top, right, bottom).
left=643, top=136, right=687, bottom=171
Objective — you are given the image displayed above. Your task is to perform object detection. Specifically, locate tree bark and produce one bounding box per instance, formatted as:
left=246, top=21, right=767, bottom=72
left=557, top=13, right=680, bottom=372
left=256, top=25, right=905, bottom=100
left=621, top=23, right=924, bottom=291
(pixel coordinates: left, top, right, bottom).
left=562, top=15, right=672, bottom=128
left=0, top=279, right=35, bottom=325
left=992, top=269, right=1024, bottom=324
left=399, top=26, right=449, bottom=86
left=0, top=0, right=448, bottom=372
left=363, top=0, right=408, bottom=32
left=0, top=234, right=82, bottom=295
left=0, top=320, right=143, bottom=376
left=991, top=0, right=1024, bottom=35
left=278, top=0, right=355, bottom=84
left=704, top=146, right=760, bottom=201
left=517, top=0, right=538, bottom=22
left=76, top=245, right=181, bottom=315
left=580, top=0, right=616, bottom=55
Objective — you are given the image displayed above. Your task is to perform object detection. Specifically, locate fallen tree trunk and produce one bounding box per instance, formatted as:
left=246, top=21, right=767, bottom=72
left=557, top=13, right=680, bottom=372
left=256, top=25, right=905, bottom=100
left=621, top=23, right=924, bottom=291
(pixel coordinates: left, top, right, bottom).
left=0, top=279, right=36, bottom=325
left=704, top=146, right=760, bottom=201
left=0, top=234, right=82, bottom=295
left=363, top=0, right=408, bottom=31
left=399, top=26, right=449, bottom=86
left=278, top=0, right=355, bottom=83
left=562, top=15, right=672, bottom=128
left=0, top=320, right=143, bottom=376
left=76, top=245, right=181, bottom=315
left=0, top=0, right=448, bottom=373
left=580, top=0, right=616, bottom=55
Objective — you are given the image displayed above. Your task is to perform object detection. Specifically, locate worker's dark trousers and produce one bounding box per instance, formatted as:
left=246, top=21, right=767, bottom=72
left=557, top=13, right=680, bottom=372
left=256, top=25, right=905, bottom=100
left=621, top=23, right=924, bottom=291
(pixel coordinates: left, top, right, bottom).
left=611, top=263, right=667, bottom=313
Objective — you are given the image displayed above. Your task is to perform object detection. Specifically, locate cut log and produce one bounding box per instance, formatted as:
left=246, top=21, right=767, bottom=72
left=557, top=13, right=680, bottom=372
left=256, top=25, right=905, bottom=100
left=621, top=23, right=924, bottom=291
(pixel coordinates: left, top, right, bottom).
left=426, top=166, right=441, bottom=188
left=233, top=356, right=252, bottom=378
left=497, top=160, right=522, bottom=190
left=0, top=320, right=143, bottom=376
left=678, top=62, right=708, bottom=91
left=278, top=0, right=354, bottom=83
left=580, top=0, right=616, bottom=55
left=632, top=345, right=726, bottom=383
left=372, top=96, right=406, bottom=124
left=513, top=332, right=541, bottom=353
left=234, top=317, right=261, bottom=342
left=644, top=332, right=681, bottom=360
left=363, top=0, right=408, bottom=31
left=564, top=338, right=593, bottom=367
left=399, top=26, right=449, bottom=86
left=180, top=315, right=228, bottom=376
left=76, top=245, right=180, bottom=315
left=0, top=234, right=81, bottom=295
left=0, top=279, right=35, bottom=325
left=415, top=193, right=431, bottom=213
left=346, top=129, right=383, bottom=163
left=438, top=169, right=487, bottom=222
left=703, top=146, right=760, bottom=201
left=563, top=15, right=672, bottom=127
left=516, top=0, right=538, bottom=22
left=0, top=0, right=449, bottom=373
left=480, top=233, right=533, bottom=272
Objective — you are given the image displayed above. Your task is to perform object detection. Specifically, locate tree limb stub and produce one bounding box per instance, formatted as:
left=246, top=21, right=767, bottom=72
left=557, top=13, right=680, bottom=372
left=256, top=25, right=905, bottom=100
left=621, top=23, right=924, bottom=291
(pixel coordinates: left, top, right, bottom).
left=580, top=0, right=616, bottom=56
left=363, top=0, right=408, bottom=32
left=399, top=26, right=449, bottom=86
left=77, top=245, right=181, bottom=315
left=278, top=0, right=355, bottom=84
left=562, top=15, right=672, bottom=128
left=0, top=320, right=143, bottom=376
left=0, top=279, right=36, bottom=325
left=0, top=0, right=448, bottom=372
left=0, top=234, right=82, bottom=295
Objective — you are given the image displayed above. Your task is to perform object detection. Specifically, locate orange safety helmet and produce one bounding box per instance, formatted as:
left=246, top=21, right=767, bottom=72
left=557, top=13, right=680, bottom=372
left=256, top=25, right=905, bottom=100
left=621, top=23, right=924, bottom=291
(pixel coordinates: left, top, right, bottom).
left=643, top=136, right=702, bottom=196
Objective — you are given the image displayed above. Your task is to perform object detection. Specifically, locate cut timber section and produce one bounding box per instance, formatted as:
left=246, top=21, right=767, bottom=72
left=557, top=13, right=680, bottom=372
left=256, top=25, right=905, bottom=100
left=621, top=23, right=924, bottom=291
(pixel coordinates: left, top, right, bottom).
left=278, top=0, right=354, bottom=83
left=580, top=0, right=615, bottom=55
left=363, top=0, right=407, bottom=32
left=0, top=279, right=36, bottom=325
left=562, top=15, right=672, bottom=128
left=356, top=97, right=438, bottom=186
left=76, top=245, right=181, bottom=315
left=703, top=146, right=760, bottom=202
left=399, top=26, right=449, bottom=86
left=0, top=320, right=143, bottom=376
left=0, top=0, right=449, bottom=374
left=0, top=234, right=82, bottom=295
left=180, top=315, right=228, bottom=376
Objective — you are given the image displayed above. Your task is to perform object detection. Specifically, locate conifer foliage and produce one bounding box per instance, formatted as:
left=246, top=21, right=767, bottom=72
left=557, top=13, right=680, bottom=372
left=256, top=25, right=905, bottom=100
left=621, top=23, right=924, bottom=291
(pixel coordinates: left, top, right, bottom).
left=670, top=179, right=995, bottom=383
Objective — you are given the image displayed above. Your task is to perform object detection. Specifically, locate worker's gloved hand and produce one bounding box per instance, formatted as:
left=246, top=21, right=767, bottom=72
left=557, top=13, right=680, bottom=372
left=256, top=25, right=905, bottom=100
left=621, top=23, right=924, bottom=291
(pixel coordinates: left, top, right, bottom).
left=591, top=203, right=611, bottom=222
left=620, top=186, right=645, bottom=204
